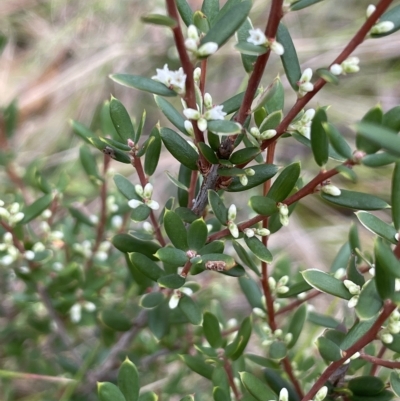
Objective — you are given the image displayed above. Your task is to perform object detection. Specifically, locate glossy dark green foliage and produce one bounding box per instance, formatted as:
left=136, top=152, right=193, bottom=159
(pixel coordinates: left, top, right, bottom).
left=268, top=340, right=287, bottom=361
left=260, top=110, right=283, bottom=132
left=221, top=91, right=246, bottom=115
left=140, top=292, right=165, bottom=309
left=290, top=0, right=325, bottom=10
left=161, top=128, right=199, bottom=170
left=355, top=279, right=382, bottom=320
left=130, top=252, right=165, bottom=281
left=341, top=317, right=378, bottom=350
left=375, top=239, right=398, bottom=299
left=383, top=106, right=400, bottom=132
left=233, top=241, right=260, bottom=275
left=180, top=354, right=214, bottom=380
left=356, top=105, right=383, bottom=154
left=227, top=164, right=278, bottom=191
left=244, top=236, right=273, bottom=263
left=155, top=247, right=188, bottom=267
left=98, top=382, right=126, bottom=401
left=141, top=14, right=176, bottom=27
left=323, top=123, right=352, bottom=159
left=155, top=96, right=187, bottom=135
left=100, top=309, right=131, bottom=331
left=277, top=277, right=312, bottom=298
left=164, top=210, right=189, bottom=250
left=201, top=0, right=219, bottom=26
left=179, top=295, right=202, bottom=325
left=193, top=11, right=210, bottom=34
left=19, top=194, right=53, bottom=224
left=264, top=369, right=300, bottom=401
left=203, top=312, right=223, bottom=348
left=208, top=190, right=228, bottom=225
left=310, top=108, right=328, bottom=166
left=287, top=304, right=307, bottom=348
left=112, top=233, right=160, bottom=258
left=207, top=120, right=241, bottom=134
left=316, top=336, right=342, bottom=362
left=198, top=142, right=219, bottom=164
left=321, top=189, right=390, bottom=210
left=110, top=74, right=176, bottom=96
left=144, top=126, right=162, bottom=176
left=229, top=147, right=260, bottom=164
left=158, top=273, right=186, bottom=289
left=276, top=23, right=301, bottom=91
left=131, top=204, right=151, bottom=222
left=188, top=218, right=208, bottom=251
left=239, top=276, right=264, bottom=309
left=176, top=0, right=193, bottom=26
left=225, top=316, right=252, bottom=360
left=240, top=372, right=276, bottom=401
left=249, top=196, right=278, bottom=216
left=356, top=211, right=397, bottom=244
left=392, top=162, right=400, bottom=230
left=268, top=162, right=300, bottom=202
left=118, top=358, right=140, bottom=401
left=109, top=96, right=135, bottom=143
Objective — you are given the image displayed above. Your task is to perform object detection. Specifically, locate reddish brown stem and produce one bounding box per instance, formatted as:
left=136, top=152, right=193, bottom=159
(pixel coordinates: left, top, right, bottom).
left=223, top=357, right=241, bottom=400
left=301, top=301, right=396, bottom=401
left=180, top=260, right=192, bottom=277
left=369, top=345, right=387, bottom=375
left=276, top=290, right=320, bottom=316
left=362, top=352, right=400, bottom=370
left=282, top=356, right=304, bottom=399
left=200, top=59, right=207, bottom=96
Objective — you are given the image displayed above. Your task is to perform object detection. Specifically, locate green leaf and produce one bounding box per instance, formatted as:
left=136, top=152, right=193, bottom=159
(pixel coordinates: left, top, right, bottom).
left=277, top=277, right=312, bottom=298
left=144, top=127, right=162, bottom=176
left=227, top=164, right=278, bottom=192
left=202, top=0, right=219, bottom=25
left=383, top=106, right=400, bottom=132
left=154, top=96, right=188, bottom=135
left=348, top=376, right=385, bottom=396
left=100, top=309, right=131, bottom=331
left=213, top=387, right=231, bottom=401
left=234, top=41, right=268, bottom=56
left=375, top=239, right=399, bottom=299
left=236, top=18, right=257, bottom=73
left=180, top=354, right=214, bottom=380
left=244, top=237, right=273, bottom=263
left=98, top=382, right=126, bottom=401
left=140, top=292, right=165, bottom=309
left=208, top=190, right=228, bottom=225
left=165, top=171, right=189, bottom=191
left=351, top=390, right=395, bottom=401
left=129, top=252, right=165, bottom=281
left=99, top=137, right=131, bottom=151
left=321, top=189, right=390, bottom=210
left=308, top=312, right=340, bottom=328
left=158, top=273, right=186, bottom=289
left=239, top=276, right=263, bottom=309
left=362, top=152, right=400, bottom=167
left=179, top=295, right=202, bottom=325
left=110, top=96, right=135, bottom=142
left=249, top=196, right=278, bottom=216
left=160, top=128, right=199, bottom=170
left=198, top=142, right=219, bottom=164
left=233, top=241, right=260, bottom=275
left=229, top=147, right=260, bottom=165
left=316, top=68, right=339, bottom=85
left=356, top=122, right=400, bottom=157
left=200, top=1, right=252, bottom=49
left=225, top=316, right=252, bottom=360
left=70, top=119, right=94, bottom=144
left=356, top=105, right=383, bottom=154
left=259, top=110, right=283, bottom=132
left=175, top=207, right=199, bottom=223
left=188, top=219, right=208, bottom=251
left=3, top=99, right=18, bottom=139
left=131, top=204, right=151, bottom=222
left=290, top=0, right=325, bottom=11
left=19, top=194, right=53, bottom=224
left=356, top=211, right=397, bottom=244
left=155, top=247, right=188, bottom=267
left=68, top=206, right=95, bottom=226
left=203, top=311, right=223, bottom=348
left=263, top=369, right=300, bottom=401
left=341, top=316, right=378, bottom=350
left=110, top=74, right=176, bottom=97
left=176, top=0, right=193, bottom=26
left=112, top=234, right=160, bottom=258
left=310, top=108, right=328, bottom=166
left=220, top=91, right=246, bottom=115
left=141, top=14, right=176, bottom=27
left=392, top=162, right=400, bottom=230
left=268, top=340, right=287, bottom=361
left=323, top=123, right=352, bottom=159
left=207, top=120, right=242, bottom=134
left=302, top=269, right=351, bottom=299
left=180, top=396, right=195, bottom=401
left=118, top=357, right=140, bottom=401
left=390, top=372, right=400, bottom=398
left=268, top=162, right=300, bottom=202
left=148, top=302, right=169, bottom=339
left=355, top=279, right=383, bottom=320
left=193, top=11, right=209, bottom=34
left=164, top=210, right=188, bottom=250
left=316, top=336, right=342, bottom=361
left=287, top=304, right=307, bottom=348
left=277, top=23, right=301, bottom=91
left=371, top=4, right=400, bottom=38
left=135, top=109, right=147, bottom=144
left=239, top=372, right=276, bottom=401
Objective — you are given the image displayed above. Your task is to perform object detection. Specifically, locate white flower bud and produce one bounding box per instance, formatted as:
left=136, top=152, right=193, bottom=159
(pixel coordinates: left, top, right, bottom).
left=277, top=286, right=289, bottom=294
left=315, top=386, right=328, bottom=401
left=268, top=276, right=276, bottom=289
left=250, top=127, right=260, bottom=138
left=41, top=209, right=52, bottom=219
left=300, top=68, right=313, bottom=82
left=260, top=129, right=277, bottom=140
left=380, top=332, right=394, bottom=344
left=70, top=303, right=82, bottom=323
left=278, top=203, right=289, bottom=216
left=183, top=108, right=201, bottom=120
left=278, top=275, right=289, bottom=286
left=19, top=265, right=30, bottom=274
left=330, top=63, right=343, bottom=75
left=197, top=42, right=219, bottom=56
left=11, top=212, right=25, bottom=224
left=204, top=93, right=213, bottom=109
left=279, top=388, right=289, bottom=401
left=303, top=108, right=316, bottom=122
left=228, top=204, right=237, bottom=221
left=10, top=203, right=20, bottom=214
left=321, top=184, right=341, bottom=196
left=228, top=222, right=239, bottom=238
left=366, top=4, right=376, bottom=18
left=245, top=168, right=255, bottom=176
left=4, top=232, right=13, bottom=243
left=25, top=250, right=35, bottom=260
left=1, top=255, right=14, bottom=266
left=239, top=175, right=248, bottom=186
left=256, top=228, right=270, bottom=236
left=187, top=25, right=199, bottom=40
left=348, top=295, right=359, bottom=308
left=253, top=307, right=266, bottom=317
left=344, top=280, right=360, bottom=295
left=371, top=21, right=395, bottom=34
left=280, top=214, right=289, bottom=226
left=244, top=228, right=255, bottom=238
left=169, top=292, right=181, bottom=309
left=333, top=268, right=346, bottom=279
left=146, top=200, right=160, bottom=210
left=269, top=40, right=285, bottom=55
left=204, top=105, right=227, bottom=120
left=135, top=185, right=144, bottom=197
left=197, top=117, right=208, bottom=132
left=184, top=120, right=194, bottom=135
left=84, top=301, right=96, bottom=312
left=193, top=67, right=201, bottom=81
left=143, top=183, right=153, bottom=198
left=111, top=215, right=123, bottom=229
left=143, top=222, right=153, bottom=233
left=284, top=333, right=293, bottom=345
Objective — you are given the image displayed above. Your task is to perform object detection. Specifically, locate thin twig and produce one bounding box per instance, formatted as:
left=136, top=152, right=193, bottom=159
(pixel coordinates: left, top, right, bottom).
left=369, top=345, right=387, bottom=375
left=223, top=357, right=241, bottom=400
left=0, top=369, right=75, bottom=384
left=362, top=352, right=400, bottom=370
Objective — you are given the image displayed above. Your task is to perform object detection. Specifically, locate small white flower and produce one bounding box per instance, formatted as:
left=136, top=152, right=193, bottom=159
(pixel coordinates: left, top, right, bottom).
left=70, top=303, right=82, bottom=323
left=268, top=277, right=277, bottom=290
left=3, top=232, right=13, bottom=243
left=152, top=64, right=186, bottom=94
left=169, top=291, right=181, bottom=309
left=128, top=199, right=143, bottom=209
left=187, top=25, right=199, bottom=40
left=111, top=215, right=123, bottom=229
left=277, top=286, right=289, bottom=294
left=250, top=127, right=260, bottom=138
left=146, top=200, right=160, bottom=210
left=25, top=250, right=35, bottom=260
left=143, top=222, right=153, bottom=233
left=0, top=255, right=14, bottom=266
left=52, top=262, right=63, bottom=271
left=197, top=117, right=208, bottom=132
left=247, top=28, right=267, bottom=46
left=330, top=63, right=343, bottom=75
left=348, top=295, right=359, bottom=308
left=95, top=251, right=108, bottom=261
left=204, top=93, right=213, bottom=109
left=84, top=301, right=96, bottom=312
left=41, top=209, right=52, bottom=219
left=298, top=68, right=314, bottom=97
left=380, top=331, right=394, bottom=344
left=284, top=333, right=293, bottom=344
left=197, top=42, right=219, bottom=56
left=135, top=185, right=144, bottom=197
left=204, top=105, right=227, bottom=120
left=245, top=168, right=255, bottom=176
left=244, top=228, right=255, bottom=238
left=143, top=183, right=154, bottom=199
left=269, top=40, right=285, bottom=56
left=228, top=204, right=237, bottom=221
left=279, top=388, right=289, bottom=401
left=341, top=57, right=360, bottom=74
left=19, top=265, right=30, bottom=274
left=366, top=4, right=376, bottom=18
left=228, top=222, right=239, bottom=238
left=371, top=21, right=395, bottom=34
left=253, top=307, right=266, bottom=317
left=344, top=280, right=361, bottom=295
left=321, top=184, right=341, bottom=196
left=278, top=203, right=289, bottom=216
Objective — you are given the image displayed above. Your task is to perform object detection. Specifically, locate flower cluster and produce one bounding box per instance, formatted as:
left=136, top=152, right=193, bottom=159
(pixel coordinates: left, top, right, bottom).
left=0, top=200, right=24, bottom=226
left=278, top=203, right=289, bottom=227
left=128, top=183, right=159, bottom=210
left=330, top=57, right=360, bottom=76
left=259, top=325, right=292, bottom=347
left=297, top=68, right=314, bottom=97
left=183, top=93, right=228, bottom=132
left=288, top=108, right=315, bottom=139
left=249, top=127, right=277, bottom=142
left=343, top=279, right=361, bottom=308
left=227, top=204, right=239, bottom=238
left=235, top=168, right=255, bottom=187
left=379, top=309, right=400, bottom=344
left=243, top=226, right=270, bottom=238
left=69, top=301, right=96, bottom=323
left=268, top=275, right=290, bottom=295
left=247, top=28, right=285, bottom=56
left=168, top=287, right=193, bottom=309
left=185, top=25, right=218, bottom=58
left=152, top=64, right=186, bottom=94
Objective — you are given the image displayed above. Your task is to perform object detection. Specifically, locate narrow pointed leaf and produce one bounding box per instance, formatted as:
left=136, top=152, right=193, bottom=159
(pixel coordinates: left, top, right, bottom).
left=321, top=189, right=390, bottom=210
left=225, top=316, right=252, bottom=360
left=227, top=164, right=278, bottom=192
left=239, top=372, right=276, bottom=401
left=110, top=74, right=176, bottom=97
left=155, top=96, right=187, bottom=135
left=110, top=96, right=135, bottom=142
left=362, top=152, right=400, bottom=167
left=302, top=269, right=351, bottom=299
left=323, top=122, right=352, bottom=159
left=202, top=0, right=219, bottom=25
left=392, top=162, right=400, bottom=230
left=193, top=11, right=209, bottom=33
left=176, top=0, right=193, bottom=26
left=390, top=372, right=400, bottom=398
left=341, top=316, right=378, bottom=350
left=160, top=128, right=199, bottom=170
left=118, top=357, right=140, bottom=401
left=179, top=295, right=202, bottom=325
left=221, top=91, right=246, bottom=115
left=203, top=311, right=223, bottom=348
left=130, top=252, right=165, bottom=281
left=239, top=276, right=263, bottom=309
left=208, top=190, right=228, bottom=225
left=287, top=304, right=307, bottom=348
left=356, top=211, right=397, bottom=244
left=164, top=210, right=188, bottom=250
left=356, top=105, right=383, bottom=154
left=260, top=110, right=283, bottom=132
left=234, top=42, right=268, bottom=56
left=268, top=162, right=300, bottom=202
left=144, top=127, right=162, bottom=176
left=383, top=106, right=400, bottom=132
left=198, top=142, right=219, bottom=164
left=310, top=108, right=328, bottom=166
left=244, top=236, right=273, bottom=263
left=141, top=14, right=176, bottom=27
left=233, top=241, right=260, bottom=275
left=375, top=238, right=400, bottom=279
left=98, top=382, right=126, bottom=401
left=70, top=119, right=94, bottom=144
left=19, top=194, right=53, bottom=224
left=188, top=218, right=208, bottom=251
left=290, top=0, right=325, bottom=11
left=277, top=23, right=301, bottom=91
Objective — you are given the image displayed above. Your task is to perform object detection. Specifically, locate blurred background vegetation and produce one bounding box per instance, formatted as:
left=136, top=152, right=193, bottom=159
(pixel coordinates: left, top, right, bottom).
left=1, top=0, right=400, bottom=399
